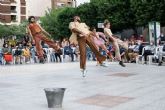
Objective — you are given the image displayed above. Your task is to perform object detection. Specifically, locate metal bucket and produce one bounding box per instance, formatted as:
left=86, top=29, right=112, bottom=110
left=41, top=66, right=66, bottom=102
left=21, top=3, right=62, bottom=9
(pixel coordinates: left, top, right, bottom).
left=44, top=88, right=66, bottom=108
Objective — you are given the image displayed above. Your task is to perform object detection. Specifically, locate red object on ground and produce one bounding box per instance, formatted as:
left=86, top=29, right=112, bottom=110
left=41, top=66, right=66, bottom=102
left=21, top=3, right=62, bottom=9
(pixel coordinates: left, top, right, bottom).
left=4, top=54, right=13, bottom=62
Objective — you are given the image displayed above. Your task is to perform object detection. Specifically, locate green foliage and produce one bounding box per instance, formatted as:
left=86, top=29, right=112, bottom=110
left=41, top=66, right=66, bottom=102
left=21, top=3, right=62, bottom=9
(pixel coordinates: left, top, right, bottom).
left=0, top=20, right=28, bottom=38
left=40, top=0, right=165, bottom=39
left=40, top=8, right=75, bottom=40
left=0, top=25, right=9, bottom=37
left=130, top=0, right=165, bottom=26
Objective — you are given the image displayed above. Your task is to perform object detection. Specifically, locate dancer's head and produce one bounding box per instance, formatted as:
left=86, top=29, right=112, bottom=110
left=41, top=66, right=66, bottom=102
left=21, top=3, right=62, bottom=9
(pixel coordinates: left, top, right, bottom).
left=28, top=16, right=35, bottom=23
left=104, top=19, right=110, bottom=28
left=90, top=27, right=96, bottom=33
left=73, top=16, right=81, bottom=22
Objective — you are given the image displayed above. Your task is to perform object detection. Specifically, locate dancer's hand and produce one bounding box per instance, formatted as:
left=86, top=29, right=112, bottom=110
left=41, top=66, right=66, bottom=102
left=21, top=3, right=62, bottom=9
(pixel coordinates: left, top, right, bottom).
left=79, top=33, right=88, bottom=38
left=32, top=39, right=35, bottom=44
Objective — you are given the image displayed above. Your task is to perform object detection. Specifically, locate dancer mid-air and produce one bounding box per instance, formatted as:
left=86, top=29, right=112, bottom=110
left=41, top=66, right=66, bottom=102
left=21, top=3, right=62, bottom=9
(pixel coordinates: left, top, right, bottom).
left=27, top=16, right=57, bottom=63
left=69, top=16, right=108, bottom=77
left=104, top=20, right=128, bottom=67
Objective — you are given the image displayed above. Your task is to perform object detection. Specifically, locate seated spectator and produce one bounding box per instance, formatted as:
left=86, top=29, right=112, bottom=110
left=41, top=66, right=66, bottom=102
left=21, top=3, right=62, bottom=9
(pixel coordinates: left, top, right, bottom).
left=42, top=48, right=48, bottom=62
left=14, top=46, right=23, bottom=64
left=74, top=45, right=80, bottom=61
left=30, top=46, right=37, bottom=63
left=159, top=33, right=165, bottom=45
left=108, top=44, right=115, bottom=58
left=22, top=46, right=31, bottom=63
left=130, top=40, right=144, bottom=63
left=70, top=44, right=78, bottom=62
left=55, top=43, right=62, bottom=62
left=158, top=44, right=165, bottom=66
left=23, top=33, right=30, bottom=46
left=49, top=48, right=56, bottom=62
left=2, top=43, right=10, bottom=54
left=61, top=38, right=69, bottom=48
left=128, top=41, right=138, bottom=63
left=86, top=46, right=93, bottom=60
left=142, top=41, right=155, bottom=64
left=9, top=36, right=16, bottom=48
left=63, top=43, right=75, bottom=61
left=3, top=52, right=13, bottom=64
left=0, top=48, right=3, bottom=65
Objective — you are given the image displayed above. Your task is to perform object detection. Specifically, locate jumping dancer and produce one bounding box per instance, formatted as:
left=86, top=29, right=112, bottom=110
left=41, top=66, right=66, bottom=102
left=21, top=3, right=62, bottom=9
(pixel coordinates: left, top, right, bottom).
left=90, top=27, right=114, bottom=65
left=104, top=20, right=128, bottom=67
left=69, top=16, right=107, bottom=77
left=27, top=16, right=57, bottom=63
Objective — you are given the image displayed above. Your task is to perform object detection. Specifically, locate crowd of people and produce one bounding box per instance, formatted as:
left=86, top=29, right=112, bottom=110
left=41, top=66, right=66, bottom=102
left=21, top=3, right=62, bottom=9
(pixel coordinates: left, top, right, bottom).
left=0, top=16, right=165, bottom=71
left=0, top=36, right=80, bottom=65
left=0, top=33, right=165, bottom=66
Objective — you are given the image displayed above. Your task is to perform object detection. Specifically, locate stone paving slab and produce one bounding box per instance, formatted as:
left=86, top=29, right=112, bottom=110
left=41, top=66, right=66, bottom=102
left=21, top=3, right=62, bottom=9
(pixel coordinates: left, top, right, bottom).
left=0, top=62, right=165, bottom=110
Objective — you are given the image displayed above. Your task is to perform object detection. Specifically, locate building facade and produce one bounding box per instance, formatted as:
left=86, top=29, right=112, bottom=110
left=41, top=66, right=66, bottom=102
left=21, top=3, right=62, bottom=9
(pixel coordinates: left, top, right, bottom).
left=0, top=0, right=76, bottom=25
left=0, top=0, right=26, bottom=25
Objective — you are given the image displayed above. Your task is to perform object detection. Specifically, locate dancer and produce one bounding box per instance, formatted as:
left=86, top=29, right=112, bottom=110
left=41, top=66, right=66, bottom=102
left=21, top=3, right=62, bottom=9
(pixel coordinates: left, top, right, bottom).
left=27, top=16, right=57, bottom=63
left=104, top=20, right=128, bottom=67
left=69, top=16, right=107, bottom=77
left=90, top=27, right=114, bottom=65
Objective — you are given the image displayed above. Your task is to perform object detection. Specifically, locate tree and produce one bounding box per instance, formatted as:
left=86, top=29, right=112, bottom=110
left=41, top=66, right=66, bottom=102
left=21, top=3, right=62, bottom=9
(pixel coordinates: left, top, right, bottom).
left=0, top=24, right=10, bottom=38
left=130, top=0, right=165, bottom=27
left=40, top=8, right=73, bottom=40
left=0, top=20, right=27, bottom=38
left=40, top=0, right=165, bottom=40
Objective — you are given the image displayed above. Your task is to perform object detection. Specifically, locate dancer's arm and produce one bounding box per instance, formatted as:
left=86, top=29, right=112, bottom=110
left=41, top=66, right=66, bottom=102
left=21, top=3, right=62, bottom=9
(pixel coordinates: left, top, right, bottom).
left=97, top=32, right=107, bottom=42
left=38, top=24, right=51, bottom=37
left=69, top=22, right=87, bottom=37
left=26, top=26, right=34, bottom=43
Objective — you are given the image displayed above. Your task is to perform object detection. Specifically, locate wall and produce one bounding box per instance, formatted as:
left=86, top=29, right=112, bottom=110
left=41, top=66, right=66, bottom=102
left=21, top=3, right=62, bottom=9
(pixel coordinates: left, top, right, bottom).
left=26, top=0, right=51, bottom=17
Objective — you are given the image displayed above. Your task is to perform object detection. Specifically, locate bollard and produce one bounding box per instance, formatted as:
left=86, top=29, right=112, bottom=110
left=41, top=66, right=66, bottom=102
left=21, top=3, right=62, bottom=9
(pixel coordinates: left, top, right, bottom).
left=44, top=88, right=66, bottom=108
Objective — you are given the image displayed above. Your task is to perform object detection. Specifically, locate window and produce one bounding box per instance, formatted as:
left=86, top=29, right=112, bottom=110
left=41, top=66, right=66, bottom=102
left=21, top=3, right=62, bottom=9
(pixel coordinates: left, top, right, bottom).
left=10, top=6, right=16, bottom=13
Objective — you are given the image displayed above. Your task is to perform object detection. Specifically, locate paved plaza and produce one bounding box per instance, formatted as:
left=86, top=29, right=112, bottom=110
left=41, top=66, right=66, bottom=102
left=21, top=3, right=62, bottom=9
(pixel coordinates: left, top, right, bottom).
left=0, top=62, right=165, bottom=110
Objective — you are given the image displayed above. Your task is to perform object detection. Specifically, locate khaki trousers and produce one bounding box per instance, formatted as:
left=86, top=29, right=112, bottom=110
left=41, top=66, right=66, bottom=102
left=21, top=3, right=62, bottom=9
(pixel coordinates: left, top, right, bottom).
left=112, top=39, right=128, bottom=60
left=77, top=35, right=106, bottom=69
